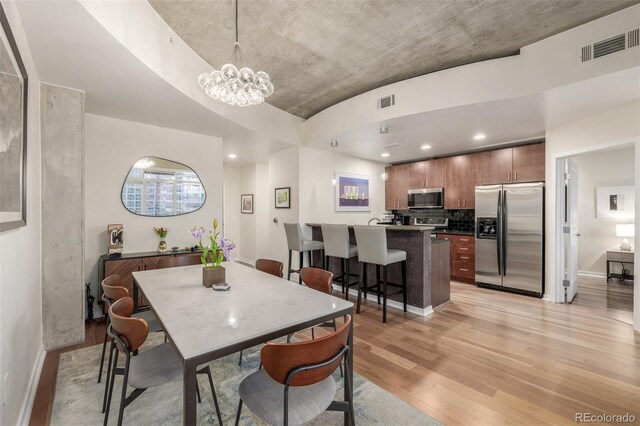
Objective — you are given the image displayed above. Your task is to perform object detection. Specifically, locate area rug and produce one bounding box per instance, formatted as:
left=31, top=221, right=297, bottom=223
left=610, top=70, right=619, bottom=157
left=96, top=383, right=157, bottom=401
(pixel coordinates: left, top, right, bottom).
left=51, top=333, right=440, bottom=425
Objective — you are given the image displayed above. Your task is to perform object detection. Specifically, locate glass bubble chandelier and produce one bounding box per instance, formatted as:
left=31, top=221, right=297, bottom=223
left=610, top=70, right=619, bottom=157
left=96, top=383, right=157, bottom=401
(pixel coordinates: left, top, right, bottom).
left=197, top=0, right=273, bottom=107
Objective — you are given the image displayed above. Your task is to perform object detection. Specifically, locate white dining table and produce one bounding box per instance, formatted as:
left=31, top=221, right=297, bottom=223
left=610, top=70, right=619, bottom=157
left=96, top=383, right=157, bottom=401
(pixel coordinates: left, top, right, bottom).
left=132, top=261, right=354, bottom=425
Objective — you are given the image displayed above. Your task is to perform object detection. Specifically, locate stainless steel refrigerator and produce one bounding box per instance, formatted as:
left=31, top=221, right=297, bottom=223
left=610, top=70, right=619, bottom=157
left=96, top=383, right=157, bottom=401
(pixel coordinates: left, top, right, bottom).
left=475, top=183, right=544, bottom=297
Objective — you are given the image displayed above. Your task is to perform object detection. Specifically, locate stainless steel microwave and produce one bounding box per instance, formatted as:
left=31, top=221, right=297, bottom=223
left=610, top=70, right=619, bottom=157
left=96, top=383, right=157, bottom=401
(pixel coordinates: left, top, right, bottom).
left=407, top=188, right=444, bottom=209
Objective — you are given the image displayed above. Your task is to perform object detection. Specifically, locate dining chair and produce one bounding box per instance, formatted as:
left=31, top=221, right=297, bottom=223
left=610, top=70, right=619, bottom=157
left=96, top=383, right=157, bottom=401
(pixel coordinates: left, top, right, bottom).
left=238, top=258, right=285, bottom=366
left=255, top=258, right=284, bottom=278
left=235, top=315, right=354, bottom=426
left=321, top=224, right=359, bottom=299
left=284, top=223, right=324, bottom=283
left=104, top=297, right=223, bottom=426
left=97, top=275, right=162, bottom=385
left=354, top=225, right=407, bottom=323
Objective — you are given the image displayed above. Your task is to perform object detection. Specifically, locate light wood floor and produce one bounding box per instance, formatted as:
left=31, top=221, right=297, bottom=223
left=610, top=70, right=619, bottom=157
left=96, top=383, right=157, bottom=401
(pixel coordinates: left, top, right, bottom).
left=30, top=282, right=640, bottom=425
left=571, top=275, right=634, bottom=325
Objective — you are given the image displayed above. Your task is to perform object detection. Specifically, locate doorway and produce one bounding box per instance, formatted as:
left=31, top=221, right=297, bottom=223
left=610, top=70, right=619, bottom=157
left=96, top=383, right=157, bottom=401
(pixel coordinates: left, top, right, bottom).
left=556, top=144, right=636, bottom=325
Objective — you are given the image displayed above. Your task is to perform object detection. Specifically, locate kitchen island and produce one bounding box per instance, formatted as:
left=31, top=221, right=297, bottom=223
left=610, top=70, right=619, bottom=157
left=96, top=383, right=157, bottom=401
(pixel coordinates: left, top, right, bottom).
left=307, top=224, right=450, bottom=314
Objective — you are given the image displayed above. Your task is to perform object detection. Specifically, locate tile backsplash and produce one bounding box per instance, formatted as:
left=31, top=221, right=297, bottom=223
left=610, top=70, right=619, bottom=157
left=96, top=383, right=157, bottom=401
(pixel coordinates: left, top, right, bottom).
left=396, top=209, right=475, bottom=233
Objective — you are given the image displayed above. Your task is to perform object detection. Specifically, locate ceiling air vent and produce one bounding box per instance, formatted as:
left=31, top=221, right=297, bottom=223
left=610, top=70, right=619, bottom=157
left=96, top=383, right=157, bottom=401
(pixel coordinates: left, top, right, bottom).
left=377, top=94, right=395, bottom=109
left=580, top=28, right=639, bottom=63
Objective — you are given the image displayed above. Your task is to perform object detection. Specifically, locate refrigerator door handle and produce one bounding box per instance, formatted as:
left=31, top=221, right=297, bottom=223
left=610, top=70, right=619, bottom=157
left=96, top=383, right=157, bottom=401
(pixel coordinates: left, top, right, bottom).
left=503, top=189, right=508, bottom=276
left=497, top=190, right=502, bottom=277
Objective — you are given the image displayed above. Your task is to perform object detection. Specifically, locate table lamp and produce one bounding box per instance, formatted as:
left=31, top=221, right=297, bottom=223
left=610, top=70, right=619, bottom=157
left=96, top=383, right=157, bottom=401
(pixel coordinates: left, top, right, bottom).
left=616, top=224, right=634, bottom=251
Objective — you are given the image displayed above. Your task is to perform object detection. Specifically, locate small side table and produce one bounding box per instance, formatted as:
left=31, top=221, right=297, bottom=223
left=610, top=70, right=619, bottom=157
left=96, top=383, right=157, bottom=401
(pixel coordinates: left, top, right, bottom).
left=606, top=250, right=634, bottom=281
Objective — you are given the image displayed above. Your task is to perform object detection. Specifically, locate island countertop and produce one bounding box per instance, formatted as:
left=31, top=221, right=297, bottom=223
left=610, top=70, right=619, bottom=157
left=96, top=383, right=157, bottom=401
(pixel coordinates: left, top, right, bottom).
left=305, top=223, right=435, bottom=232
left=307, top=223, right=450, bottom=312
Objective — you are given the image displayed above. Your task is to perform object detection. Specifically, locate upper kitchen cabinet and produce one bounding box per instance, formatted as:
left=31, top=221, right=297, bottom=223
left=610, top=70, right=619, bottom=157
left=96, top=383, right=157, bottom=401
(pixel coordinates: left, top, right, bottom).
left=396, top=163, right=411, bottom=210
left=461, top=153, right=482, bottom=209
left=482, top=143, right=545, bottom=185
left=384, top=166, right=398, bottom=210
left=425, top=158, right=444, bottom=188
left=407, top=161, right=426, bottom=189
left=444, top=154, right=480, bottom=209
left=443, top=156, right=463, bottom=209
left=512, top=143, right=545, bottom=182
left=481, top=147, right=513, bottom=185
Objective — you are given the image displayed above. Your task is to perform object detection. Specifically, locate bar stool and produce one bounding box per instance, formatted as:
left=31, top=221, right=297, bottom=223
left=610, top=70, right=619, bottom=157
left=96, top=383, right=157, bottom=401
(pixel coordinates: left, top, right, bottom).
left=284, top=223, right=324, bottom=284
left=353, top=225, right=407, bottom=323
left=321, top=224, right=359, bottom=300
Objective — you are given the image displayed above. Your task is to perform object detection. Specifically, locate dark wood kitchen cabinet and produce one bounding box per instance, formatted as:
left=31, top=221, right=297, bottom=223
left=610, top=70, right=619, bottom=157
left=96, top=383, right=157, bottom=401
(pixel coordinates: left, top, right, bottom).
left=407, top=161, right=426, bottom=189
left=512, top=143, right=545, bottom=182
left=482, top=143, right=545, bottom=184
left=444, top=153, right=480, bottom=209
left=396, top=163, right=411, bottom=210
left=437, top=234, right=475, bottom=282
left=425, top=158, right=444, bottom=188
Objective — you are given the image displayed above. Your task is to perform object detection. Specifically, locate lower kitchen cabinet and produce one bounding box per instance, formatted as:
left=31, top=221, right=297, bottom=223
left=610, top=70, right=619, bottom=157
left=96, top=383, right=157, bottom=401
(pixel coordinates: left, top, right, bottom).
left=436, top=234, right=475, bottom=282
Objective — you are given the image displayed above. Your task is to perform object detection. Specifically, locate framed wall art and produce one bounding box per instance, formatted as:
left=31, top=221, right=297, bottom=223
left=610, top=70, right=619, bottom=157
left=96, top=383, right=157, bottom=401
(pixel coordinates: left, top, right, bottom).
left=335, top=172, right=370, bottom=212
left=107, top=224, right=123, bottom=255
left=274, top=187, right=290, bottom=209
left=241, top=194, right=254, bottom=214
left=0, top=4, right=28, bottom=232
left=596, top=185, right=635, bottom=220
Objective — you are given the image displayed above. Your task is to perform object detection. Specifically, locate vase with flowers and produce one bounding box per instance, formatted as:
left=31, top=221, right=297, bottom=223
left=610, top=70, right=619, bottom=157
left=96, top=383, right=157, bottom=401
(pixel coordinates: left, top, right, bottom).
left=192, top=218, right=236, bottom=288
left=154, top=227, right=168, bottom=252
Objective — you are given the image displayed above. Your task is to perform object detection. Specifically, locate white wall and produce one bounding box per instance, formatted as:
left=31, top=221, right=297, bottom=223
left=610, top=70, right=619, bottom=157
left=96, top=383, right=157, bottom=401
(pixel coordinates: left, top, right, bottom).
left=222, top=166, right=239, bottom=260
left=545, top=102, right=640, bottom=330
left=0, top=2, right=43, bottom=424
left=573, top=147, right=635, bottom=275
left=237, top=165, right=257, bottom=262
left=84, top=114, right=223, bottom=309
left=298, top=146, right=386, bottom=233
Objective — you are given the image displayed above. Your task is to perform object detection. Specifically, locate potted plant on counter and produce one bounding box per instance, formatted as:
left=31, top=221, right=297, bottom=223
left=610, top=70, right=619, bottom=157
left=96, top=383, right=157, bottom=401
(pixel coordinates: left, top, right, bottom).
left=192, top=219, right=236, bottom=287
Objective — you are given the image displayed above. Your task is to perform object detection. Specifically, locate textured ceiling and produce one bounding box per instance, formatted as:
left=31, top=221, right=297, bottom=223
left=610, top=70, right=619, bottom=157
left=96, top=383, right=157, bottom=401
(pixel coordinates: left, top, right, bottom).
left=149, top=0, right=638, bottom=119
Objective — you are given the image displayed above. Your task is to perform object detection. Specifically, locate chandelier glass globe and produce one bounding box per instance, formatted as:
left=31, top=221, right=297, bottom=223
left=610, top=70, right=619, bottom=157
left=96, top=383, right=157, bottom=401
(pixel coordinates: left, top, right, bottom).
left=197, top=0, right=273, bottom=107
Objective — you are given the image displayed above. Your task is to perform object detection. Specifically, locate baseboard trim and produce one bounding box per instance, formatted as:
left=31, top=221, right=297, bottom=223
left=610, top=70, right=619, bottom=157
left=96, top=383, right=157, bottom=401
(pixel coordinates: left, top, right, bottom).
left=578, top=271, right=606, bottom=278
left=18, top=346, right=46, bottom=426
left=331, top=284, right=434, bottom=317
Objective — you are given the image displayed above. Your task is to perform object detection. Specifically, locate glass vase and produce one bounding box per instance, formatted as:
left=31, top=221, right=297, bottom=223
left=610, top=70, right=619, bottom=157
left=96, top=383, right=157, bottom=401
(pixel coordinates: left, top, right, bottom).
left=158, top=238, right=167, bottom=252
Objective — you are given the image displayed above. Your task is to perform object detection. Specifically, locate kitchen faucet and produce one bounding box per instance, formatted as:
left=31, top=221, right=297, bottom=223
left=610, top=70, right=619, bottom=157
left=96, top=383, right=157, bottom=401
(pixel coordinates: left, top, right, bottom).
left=367, top=217, right=381, bottom=225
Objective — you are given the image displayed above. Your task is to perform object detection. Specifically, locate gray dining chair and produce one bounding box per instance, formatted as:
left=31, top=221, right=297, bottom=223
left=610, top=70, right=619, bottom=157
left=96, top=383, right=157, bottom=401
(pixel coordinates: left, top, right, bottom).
left=321, top=224, right=359, bottom=300
left=353, top=225, right=407, bottom=323
left=284, top=223, right=324, bottom=283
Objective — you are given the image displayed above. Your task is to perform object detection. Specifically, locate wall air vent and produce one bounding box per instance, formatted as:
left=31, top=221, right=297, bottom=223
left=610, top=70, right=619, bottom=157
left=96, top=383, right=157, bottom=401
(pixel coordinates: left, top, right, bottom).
left=377, top=94, right=395, bottom=109
left=579, top=28, right=639, bottom=63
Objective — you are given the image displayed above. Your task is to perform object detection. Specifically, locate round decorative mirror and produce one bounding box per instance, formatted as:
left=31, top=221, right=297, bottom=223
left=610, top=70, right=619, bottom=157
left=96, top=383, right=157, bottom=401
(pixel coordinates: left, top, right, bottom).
left=121, top=157, right=206, bottom=216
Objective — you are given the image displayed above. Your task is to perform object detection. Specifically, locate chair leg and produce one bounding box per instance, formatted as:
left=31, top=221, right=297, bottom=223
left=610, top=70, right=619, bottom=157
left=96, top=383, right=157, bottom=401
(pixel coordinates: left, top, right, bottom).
left=383, top=266, right=388, bottom=323
left=376, top=265, right=381, bottom=305
left=116, top=356, right=131, bottom=426
left=356, top=262, right=364, bottom=314
left=102, top=340, right=115, bottom=413
left=345, top=355, right=355, bottom=426
left=299, top=251, right=304, bottom=284
left=287, top=250, right=292, bottom=281
left=98, top=315, right=109, bottom=383
left=345, top=259, right=351, bottom=300
left=235, top=399, right=244, bottom=426
left=363, top=263, right=368, bottom=300
left=196, top=380, right=201, bottom=404
left=103, top=350, right=118, bottom=426
left=341, top=258, right=346, bottom=295
left=402, top=260, right=407, bottom=312
left=204, top=366, right=223, bottom=425
left=238, top=349, right=243, bottom=366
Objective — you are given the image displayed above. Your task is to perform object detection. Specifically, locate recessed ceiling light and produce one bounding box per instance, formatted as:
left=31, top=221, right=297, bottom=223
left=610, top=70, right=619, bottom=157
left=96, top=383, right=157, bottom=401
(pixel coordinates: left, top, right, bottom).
left=473, top=133, right=486, bottom=141
left=381, top=152, right=390, bottom=158
left=421, top=144, right=431, bottom=150
left=228, top=154, right=237, bottom=159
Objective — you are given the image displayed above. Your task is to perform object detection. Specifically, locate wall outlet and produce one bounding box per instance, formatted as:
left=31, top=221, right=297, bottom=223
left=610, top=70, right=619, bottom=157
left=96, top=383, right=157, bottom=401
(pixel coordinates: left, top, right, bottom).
left=2, top=372, right=8, bottom=406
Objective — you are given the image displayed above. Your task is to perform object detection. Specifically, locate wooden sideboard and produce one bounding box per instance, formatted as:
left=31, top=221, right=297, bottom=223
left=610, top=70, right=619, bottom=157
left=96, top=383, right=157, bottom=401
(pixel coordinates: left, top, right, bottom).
left=98, top=250, right=201, bottom=310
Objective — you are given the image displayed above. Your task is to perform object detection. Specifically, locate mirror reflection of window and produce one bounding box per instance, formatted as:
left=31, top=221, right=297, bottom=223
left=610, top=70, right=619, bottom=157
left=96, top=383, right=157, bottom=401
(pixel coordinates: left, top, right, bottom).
left=121, top=157, right=206, bottom=217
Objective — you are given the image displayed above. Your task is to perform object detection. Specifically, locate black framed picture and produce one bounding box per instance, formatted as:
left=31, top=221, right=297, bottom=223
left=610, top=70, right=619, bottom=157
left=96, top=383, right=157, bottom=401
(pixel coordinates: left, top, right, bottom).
left=274, top=187, right=290, bottom=209
left=241, top=194, right=253, bottom=214
left=0, top=4, right=28, bottom=232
